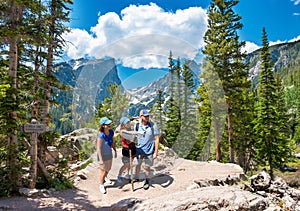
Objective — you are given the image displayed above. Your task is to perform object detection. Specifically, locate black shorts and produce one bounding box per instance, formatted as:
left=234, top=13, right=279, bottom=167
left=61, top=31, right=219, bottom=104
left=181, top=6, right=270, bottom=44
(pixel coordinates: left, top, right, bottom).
left=122, top=147, right=136, bottom=163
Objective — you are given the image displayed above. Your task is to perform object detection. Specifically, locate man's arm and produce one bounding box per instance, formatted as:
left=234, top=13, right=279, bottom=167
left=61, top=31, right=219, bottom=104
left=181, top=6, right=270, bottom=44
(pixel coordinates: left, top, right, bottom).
left=153, top=134, right=160, bottom=159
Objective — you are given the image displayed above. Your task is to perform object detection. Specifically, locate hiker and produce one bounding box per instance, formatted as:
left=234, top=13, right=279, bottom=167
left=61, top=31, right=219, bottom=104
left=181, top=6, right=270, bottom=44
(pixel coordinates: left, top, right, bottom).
left=97, top=117, right=117, bottom=194
left=134, top=109, right=160, bottom=190
left=116, top=117, right=144, bottom=183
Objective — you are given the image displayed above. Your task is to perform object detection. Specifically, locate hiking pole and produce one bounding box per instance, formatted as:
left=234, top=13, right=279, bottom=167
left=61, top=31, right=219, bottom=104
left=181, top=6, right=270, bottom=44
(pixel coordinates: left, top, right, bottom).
left=129, top=148, right=134, bottom=191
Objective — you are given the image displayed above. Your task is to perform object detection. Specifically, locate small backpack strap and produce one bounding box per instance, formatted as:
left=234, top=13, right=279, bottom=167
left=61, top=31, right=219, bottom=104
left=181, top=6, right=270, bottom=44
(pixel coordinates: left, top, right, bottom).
left=135, top=122, right=139, bottom=132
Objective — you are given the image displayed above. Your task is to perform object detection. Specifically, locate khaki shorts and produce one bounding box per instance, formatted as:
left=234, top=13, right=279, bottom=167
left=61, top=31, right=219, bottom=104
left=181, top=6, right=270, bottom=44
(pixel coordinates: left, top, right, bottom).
left=99, top=159, right=112, bottom=172
left=137, top=154, right=154, bottom=167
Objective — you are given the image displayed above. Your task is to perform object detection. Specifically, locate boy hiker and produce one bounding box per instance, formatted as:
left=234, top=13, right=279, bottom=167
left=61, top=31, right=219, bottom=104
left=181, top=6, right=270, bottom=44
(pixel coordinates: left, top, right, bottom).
left=134, top=109, right=160, bottom=190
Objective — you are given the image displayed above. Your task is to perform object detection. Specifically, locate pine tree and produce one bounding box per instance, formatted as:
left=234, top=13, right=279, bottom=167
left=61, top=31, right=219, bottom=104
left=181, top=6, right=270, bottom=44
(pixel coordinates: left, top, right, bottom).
left=195, top=79, right=212, bottom=161
left=152, top=89, right=165, bottom=132
left=39, top=0, right=73, bottom=162
left=168, top=51, right=175, bottom=99
left=165, top=56, right=181, bottom=148
left=253, top=28, right=293, bottom=179
left=196, top=60, right=227, bottom=161
left=165, top=98, right=181, bottom=148
left=1, top=0, right=27, bottom=193
left=175, top=57, right=182, bottom=109
left=109, top=83, right=130, bottom=126
left=202, top=0, right=249, bottom=163
left=174, top=60, right=198, bottom=159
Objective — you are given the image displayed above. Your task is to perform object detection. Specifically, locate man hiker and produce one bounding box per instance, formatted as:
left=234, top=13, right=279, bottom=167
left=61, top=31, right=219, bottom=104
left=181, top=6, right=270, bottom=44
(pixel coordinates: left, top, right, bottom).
left=134, top=109, right=160, bottom=190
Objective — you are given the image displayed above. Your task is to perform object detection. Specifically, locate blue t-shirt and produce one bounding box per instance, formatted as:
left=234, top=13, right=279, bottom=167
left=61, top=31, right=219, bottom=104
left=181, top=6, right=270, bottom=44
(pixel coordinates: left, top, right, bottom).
left=98, top=130, right=114, bottom=161
left=135, top=121, right=159, bottom=155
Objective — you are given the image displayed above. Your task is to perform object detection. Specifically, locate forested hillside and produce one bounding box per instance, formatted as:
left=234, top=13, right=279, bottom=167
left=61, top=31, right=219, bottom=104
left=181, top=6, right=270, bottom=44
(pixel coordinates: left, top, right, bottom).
left=247, top=40, right=300, bottom=87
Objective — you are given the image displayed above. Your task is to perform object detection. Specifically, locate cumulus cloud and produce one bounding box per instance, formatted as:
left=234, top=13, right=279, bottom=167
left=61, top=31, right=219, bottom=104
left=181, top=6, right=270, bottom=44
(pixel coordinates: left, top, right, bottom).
left=63, top=3, right=207, bottom=68
left=63, top=29, right=95, bottom=59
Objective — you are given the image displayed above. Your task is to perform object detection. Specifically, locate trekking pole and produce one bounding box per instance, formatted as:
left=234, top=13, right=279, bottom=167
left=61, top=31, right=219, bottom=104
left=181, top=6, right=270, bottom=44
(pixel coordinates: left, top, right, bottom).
left=129, top=148, right=134, bottom=191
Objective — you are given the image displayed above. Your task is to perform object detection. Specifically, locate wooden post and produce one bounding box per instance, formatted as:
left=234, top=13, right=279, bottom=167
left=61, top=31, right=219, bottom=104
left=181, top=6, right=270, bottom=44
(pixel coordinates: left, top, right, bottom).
left=22, top=138, right=51, bottom=183
left=129, top=149, right=134, bottom=191
left=29, top=132, right=38, bottom=188
left=23, top=122, right=47, bottom=188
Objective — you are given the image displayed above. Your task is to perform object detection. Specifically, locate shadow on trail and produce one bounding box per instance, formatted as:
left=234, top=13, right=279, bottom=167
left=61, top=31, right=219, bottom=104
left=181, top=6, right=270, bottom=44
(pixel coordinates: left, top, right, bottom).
left=107, top=173, right=174, bottom=192
left=0, top=188, right=100, bottom=211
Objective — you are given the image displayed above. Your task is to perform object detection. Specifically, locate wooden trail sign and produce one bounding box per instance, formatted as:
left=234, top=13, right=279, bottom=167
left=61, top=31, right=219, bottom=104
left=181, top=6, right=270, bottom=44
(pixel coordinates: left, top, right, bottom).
left=24, top=123, right=46, bottom=133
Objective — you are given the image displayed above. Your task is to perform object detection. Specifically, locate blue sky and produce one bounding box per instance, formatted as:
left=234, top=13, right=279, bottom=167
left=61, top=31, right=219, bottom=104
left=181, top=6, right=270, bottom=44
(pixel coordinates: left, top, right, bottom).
left=63, top=0, right=300, bottom=89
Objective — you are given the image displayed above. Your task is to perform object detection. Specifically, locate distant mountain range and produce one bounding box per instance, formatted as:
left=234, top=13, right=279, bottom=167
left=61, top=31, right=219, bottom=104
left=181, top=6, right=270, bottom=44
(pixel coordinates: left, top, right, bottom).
left=53, top=58, right=201, bottom=118
left=53, top=39, right=300, bottom=129
left=247, top=40, right=300, bottom=86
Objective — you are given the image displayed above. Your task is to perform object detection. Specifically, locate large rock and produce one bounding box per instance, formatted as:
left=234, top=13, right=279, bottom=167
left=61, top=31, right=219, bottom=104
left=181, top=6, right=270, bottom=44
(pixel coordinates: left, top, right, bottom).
left=111, top=186, right=268, bottom=211
left=45, top=128, right=98, bottom=164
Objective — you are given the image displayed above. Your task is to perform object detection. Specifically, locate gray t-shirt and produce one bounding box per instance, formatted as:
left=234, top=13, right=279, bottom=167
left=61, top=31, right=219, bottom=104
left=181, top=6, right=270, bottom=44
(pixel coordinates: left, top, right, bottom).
left=97, top=131, right=113, bottom=161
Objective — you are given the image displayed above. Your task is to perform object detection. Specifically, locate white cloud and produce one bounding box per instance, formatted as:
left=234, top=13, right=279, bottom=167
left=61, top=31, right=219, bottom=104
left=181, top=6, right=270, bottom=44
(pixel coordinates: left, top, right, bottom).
left=242, top=41, right=260, bottom=53
left=291, top=0, right=300, bottom=5
left=293, top=12, right=300, bottom=16
left=63, top=3, right=207, bottom=68
left=63, top=29, right=95, bottom=59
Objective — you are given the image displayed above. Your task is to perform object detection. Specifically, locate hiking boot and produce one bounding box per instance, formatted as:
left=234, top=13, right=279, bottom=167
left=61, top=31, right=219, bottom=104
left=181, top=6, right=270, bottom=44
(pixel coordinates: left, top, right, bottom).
left=105, top=177, right=112, bottom=184
left=99, top=185, right=106, bottom=194
left=125, top=174, right=130, bottom=180
left=143, top=179, right=150, bottom=190
left=117, top=176, right=122, bottom=183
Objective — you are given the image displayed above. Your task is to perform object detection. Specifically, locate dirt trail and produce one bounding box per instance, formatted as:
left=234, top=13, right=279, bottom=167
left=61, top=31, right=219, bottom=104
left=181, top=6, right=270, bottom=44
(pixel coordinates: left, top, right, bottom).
left=0, top=149, right=244, bottom=210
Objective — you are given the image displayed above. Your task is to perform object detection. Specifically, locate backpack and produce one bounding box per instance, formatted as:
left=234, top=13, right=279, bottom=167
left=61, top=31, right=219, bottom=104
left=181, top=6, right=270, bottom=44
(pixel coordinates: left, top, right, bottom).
left=135, top=121, right=155, bottom=137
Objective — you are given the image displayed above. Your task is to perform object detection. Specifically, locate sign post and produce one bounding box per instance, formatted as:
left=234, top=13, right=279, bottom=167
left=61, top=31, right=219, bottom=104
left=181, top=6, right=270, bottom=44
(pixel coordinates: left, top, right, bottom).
left=24, top=120, right=46, bottom=189
left=24, top=123, right=46, bottom=133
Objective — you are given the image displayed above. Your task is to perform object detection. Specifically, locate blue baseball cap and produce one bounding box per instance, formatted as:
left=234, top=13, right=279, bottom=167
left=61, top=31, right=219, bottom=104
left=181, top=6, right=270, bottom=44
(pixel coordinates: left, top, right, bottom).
left=99, top=117, right=112, bottom=125
left=120, top=117, right=130, bottom=125
left=139, top=109, right=150, bottom=116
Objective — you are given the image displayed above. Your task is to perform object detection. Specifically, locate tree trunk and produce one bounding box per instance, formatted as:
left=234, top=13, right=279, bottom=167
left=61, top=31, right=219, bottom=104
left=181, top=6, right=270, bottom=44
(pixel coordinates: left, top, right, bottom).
left=227, top=102, right=234, bottom=163
left=39, top=0, right=56, bottom=163
left=29, top=132, right=38, bottom=188
left=28, top=47, right=41, bottom=189
left=214, top=116, right=221, bottom=162
left=7, top=2, right=23, bottom=192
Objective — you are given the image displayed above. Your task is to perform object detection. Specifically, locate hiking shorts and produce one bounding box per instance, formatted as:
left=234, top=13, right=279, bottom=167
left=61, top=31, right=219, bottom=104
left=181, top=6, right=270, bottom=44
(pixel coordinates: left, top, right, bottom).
left=136, top=153, right=154, bottom=167
left=99, top=159, right=112, bottom=172
left=122, top=147, right=136, bottom=163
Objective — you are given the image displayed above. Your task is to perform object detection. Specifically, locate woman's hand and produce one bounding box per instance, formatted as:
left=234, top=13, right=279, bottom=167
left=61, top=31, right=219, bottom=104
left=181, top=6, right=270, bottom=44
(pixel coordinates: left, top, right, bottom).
left=98, top=156, right=103, bottom=164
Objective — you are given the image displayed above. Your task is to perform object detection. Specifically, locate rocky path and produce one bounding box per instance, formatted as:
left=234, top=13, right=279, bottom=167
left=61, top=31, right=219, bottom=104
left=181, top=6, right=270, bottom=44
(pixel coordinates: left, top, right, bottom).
left=0, top=149, right=245, bottom=210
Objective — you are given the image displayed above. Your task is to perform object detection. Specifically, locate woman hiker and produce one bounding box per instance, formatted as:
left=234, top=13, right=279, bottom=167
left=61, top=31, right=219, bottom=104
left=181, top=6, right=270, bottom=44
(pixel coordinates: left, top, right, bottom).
left=97, top=117, right=117, bottom=194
